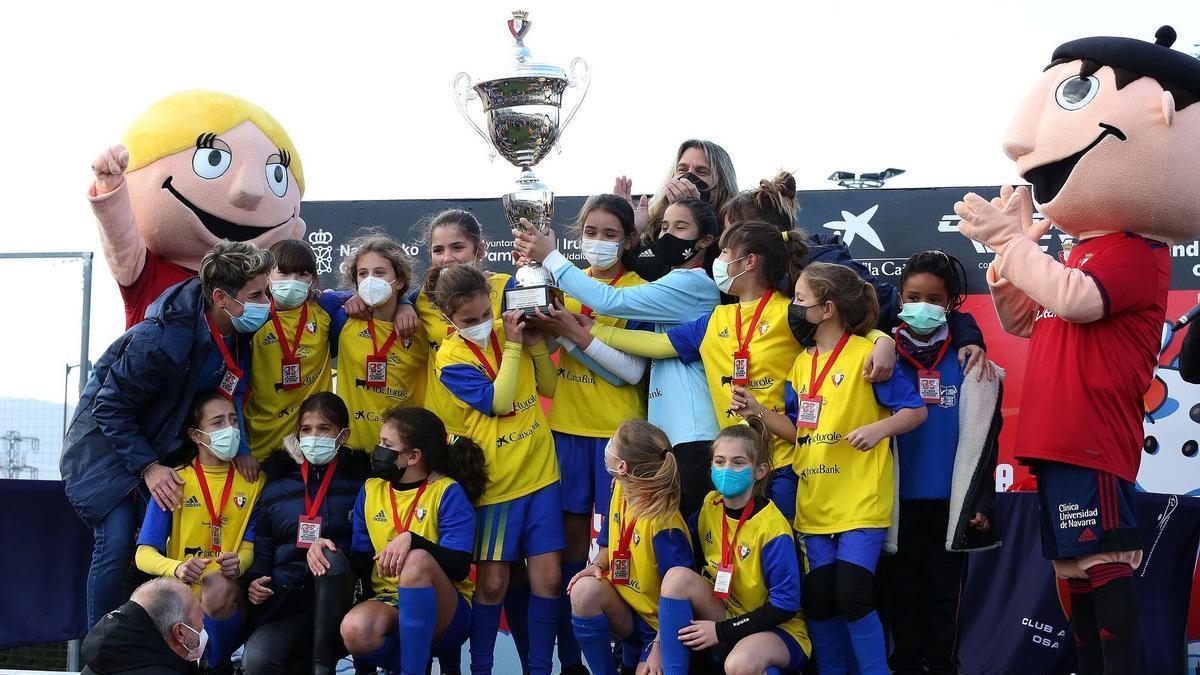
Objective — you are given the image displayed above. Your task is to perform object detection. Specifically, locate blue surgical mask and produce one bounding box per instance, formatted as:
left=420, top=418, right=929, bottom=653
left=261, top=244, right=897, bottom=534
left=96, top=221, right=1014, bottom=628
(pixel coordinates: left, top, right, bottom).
left=898, top=302, right=948, bottom=334
left=299, top=433, right=341, bottom=465
left=226, top=296, right=271, bottom=333
left=270, top=279, right=311, bottom=310
left=197, top=426, right=240, bottom=461
left=710, top=465, right=753, bottom=499
left=712, top=256, right=747, bottom=294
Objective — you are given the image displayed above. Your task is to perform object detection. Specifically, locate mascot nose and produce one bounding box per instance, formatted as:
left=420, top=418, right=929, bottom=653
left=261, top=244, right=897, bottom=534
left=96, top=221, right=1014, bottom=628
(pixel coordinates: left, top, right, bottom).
left=1003, top=138, right=1035, bottom=162
left=228, top=165, right=265, bottom=210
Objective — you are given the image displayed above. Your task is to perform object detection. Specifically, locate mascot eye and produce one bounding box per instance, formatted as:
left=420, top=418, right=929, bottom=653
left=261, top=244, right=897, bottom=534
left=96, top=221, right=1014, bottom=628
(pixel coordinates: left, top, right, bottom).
left=1055, top=75, right=1099, bottom=111
left=192, top=147, right=232, bottom=179
left=265, top=162, right=289, bottom=198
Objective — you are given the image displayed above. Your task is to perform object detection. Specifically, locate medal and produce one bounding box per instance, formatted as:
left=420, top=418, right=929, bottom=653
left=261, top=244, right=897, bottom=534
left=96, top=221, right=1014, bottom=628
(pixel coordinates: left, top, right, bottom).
left=206, top=314, right=243, bottom=401
left=296, top=459, right=338, bottom=548
left=713, top=497, right=754, bottom=600
left=271, top=301, right=308, bottom=391
left=731, top=291, right=772, bottom=387
left=194, top=459, right=235, bottom=553
left=365, top=318, right=398, bottom=389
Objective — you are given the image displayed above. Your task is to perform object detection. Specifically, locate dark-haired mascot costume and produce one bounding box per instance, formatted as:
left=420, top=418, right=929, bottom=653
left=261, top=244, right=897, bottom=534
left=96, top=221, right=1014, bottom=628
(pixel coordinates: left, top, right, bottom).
left=955, top=26, right=1200, bottom=674
left=89, top=91, right=306, bottom=328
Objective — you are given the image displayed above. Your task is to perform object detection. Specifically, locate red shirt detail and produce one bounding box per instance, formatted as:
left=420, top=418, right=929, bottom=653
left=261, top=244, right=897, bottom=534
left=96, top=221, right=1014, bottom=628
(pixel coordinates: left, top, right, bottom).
left=120, top=250, right=196, bottom=328
left=1014, top=232, right=1169, bottom=482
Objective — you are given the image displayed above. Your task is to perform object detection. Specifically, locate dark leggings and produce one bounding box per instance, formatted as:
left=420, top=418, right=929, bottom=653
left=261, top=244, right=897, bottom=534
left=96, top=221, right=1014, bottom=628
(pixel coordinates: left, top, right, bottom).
left=672, top=440, right=715, bottom=521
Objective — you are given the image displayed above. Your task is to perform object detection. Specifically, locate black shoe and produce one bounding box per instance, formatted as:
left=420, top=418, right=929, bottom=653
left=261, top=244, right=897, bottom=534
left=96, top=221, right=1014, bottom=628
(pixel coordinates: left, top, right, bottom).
left=561, top=663, right=591, bottom=675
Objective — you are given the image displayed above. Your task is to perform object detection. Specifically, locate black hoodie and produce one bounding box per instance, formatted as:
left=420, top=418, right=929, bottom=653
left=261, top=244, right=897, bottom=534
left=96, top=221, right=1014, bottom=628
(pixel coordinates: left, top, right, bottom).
left=80, top=601, right=196, bottom=674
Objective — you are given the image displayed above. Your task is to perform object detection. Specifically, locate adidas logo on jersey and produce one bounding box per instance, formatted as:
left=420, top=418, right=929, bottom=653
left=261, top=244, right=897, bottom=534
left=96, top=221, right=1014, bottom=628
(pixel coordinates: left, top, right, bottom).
left=183, top=496, right=201, bottom=508
left=704, top=531, right=714, bottom=545
left=1078, top=527, right=1098, bottom=543
left=358, top=329, right=372, bottom=339
left=373, top=510, right=388, bottom=523
left=639, top=249, right=655, bottom=258
left=718, top=327, right=729, bottom=338
left=263, top=333, right=278, bottom=346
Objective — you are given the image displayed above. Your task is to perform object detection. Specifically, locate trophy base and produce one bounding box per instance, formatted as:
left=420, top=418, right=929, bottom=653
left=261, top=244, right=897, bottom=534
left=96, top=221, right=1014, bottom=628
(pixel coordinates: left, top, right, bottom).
left=503, top=283, right=564, bottom=316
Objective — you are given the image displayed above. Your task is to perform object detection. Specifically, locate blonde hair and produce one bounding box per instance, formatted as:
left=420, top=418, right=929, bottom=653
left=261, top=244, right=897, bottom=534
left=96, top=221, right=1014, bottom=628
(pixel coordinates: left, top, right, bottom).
left=713, top=419, right=772, bottom=500
left=612, top=420, right=680, bottom=523
left=720, top=171, right=799, bottom=232
left=643, top=139, right=738, bottom=245
left=122, top=90, right=304, bottom=193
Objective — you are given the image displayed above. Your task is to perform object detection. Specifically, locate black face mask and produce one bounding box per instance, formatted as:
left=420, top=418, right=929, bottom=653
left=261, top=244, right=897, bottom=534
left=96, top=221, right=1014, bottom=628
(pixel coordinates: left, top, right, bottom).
left=655, top=233, right=702, bottom=268
left=788, top=303, right=821, bottom=347
left=371, top=444, right=402, bottom=481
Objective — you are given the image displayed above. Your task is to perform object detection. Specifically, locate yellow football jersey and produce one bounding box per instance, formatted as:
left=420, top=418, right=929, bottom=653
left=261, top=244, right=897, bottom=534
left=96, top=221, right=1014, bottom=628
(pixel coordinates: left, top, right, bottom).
left=603, top=480, right=691, bottom=629
left=336, top=317, right=427, bottom=450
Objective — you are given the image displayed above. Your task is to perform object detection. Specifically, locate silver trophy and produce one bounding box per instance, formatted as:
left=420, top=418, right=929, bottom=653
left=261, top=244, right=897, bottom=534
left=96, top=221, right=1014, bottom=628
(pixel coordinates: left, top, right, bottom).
left=453, top=10, right=590, bottom=314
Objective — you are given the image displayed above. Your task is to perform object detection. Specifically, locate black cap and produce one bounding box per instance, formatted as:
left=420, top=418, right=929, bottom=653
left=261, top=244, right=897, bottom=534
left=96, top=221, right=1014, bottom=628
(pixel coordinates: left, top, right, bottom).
left=1051, top=26, right=1200, bottom=98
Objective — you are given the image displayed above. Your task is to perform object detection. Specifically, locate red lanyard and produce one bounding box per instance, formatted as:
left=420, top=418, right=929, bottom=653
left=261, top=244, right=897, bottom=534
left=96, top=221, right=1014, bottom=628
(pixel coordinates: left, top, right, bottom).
left=366, top=318, right=399, bottom=359
left=463, top=332, right=504, bottom=380
left=894, top=324, right=951, bottom=373
left=615, top=498, right=637, bottom=555
left=205, top=314, right=243, bottom=379
left=389, top=480, right=429, bottom=535
left=269, top=300, right=309, bottom=361
left=193, top=459, right=235, bottom=550
left=720, top=497, right=755, bottom=567
left=301, top=458, right=339, bottom=518
left=734, top=291, right=774, bottom=354
left=581, top=270, right=625, bottom=318
left=808, top=332, right=851, bottom=398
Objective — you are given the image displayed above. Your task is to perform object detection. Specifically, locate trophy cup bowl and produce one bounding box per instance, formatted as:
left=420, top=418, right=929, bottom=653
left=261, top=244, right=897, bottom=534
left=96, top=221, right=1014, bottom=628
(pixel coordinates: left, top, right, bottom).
left=452, top=11, right=588, bottom=316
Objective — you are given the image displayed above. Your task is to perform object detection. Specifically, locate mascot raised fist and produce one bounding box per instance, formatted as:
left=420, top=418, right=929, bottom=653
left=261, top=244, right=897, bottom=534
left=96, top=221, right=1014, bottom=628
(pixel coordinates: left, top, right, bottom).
left=89, top=90, right=305, bottom=327
left=956, top=26, right=1200, bottom=674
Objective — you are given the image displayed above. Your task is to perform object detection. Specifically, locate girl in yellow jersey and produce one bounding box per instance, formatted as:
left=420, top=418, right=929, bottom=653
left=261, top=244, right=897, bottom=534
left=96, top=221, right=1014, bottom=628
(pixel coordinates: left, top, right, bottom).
left=655, top=420, right=809, bottom=675
left=735, top=263, right=926, bottom=675
left=396, top=210, right=514, bottom=429
left=334, top=232, right=428, bottom=447
left=306, top=406, right=484, bottom=674
left=135, top=391, right=265, bottom=669
left=565, top=420, right=691, bottom=675
left=244, top=240, right=344, bottom=460
left=431, top=264, right=563, bottom=675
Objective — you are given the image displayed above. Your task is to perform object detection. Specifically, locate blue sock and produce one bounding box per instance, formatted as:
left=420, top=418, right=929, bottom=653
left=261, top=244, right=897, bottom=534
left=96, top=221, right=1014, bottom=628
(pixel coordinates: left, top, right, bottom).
left=504, top=582, right=531, bottom=672
left=657, top=596, right=693, bottom=675
left=358, top=633, right=401, bottom=671
left=571, top=613, right=617, bottom=675
left=527, top=594, right=560, bottom=675
left=807, top=618, right=849, bottom=675
left=399, top=587, right=437, bottom=675
left=845, top=611, right=887, bottom=675
left=202, top=608, right=241, bottom=666
left=469, top=601, right=503, bottom=675
left=558, top=560, right=585, bottom=667
left=764, top=668, right=783, bottom=675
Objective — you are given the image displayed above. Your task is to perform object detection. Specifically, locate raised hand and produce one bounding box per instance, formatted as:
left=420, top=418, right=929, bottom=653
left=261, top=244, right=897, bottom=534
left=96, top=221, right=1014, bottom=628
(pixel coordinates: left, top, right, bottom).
left=91, top=145, right=129, bottom=193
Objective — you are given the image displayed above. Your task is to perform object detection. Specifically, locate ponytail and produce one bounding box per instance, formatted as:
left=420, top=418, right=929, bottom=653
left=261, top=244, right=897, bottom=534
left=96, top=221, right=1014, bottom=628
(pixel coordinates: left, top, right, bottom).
left=718, top=221, right=811, bottom=292
left=801, top=262, right=880, bottom=337
left=611, top=420, right=681, bottom=523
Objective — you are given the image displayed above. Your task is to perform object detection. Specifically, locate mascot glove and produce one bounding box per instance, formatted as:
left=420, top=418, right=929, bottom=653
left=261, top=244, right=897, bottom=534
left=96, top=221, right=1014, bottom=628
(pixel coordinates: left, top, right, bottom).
left=954, top=185, right=1043, bottom=256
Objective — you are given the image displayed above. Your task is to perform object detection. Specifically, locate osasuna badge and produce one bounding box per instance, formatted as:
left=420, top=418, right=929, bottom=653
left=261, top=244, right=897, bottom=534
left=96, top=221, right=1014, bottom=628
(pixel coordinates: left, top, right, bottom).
left=219, top=369, right=239, bottom=400
left=296, top=515, right=322, bottom=549
left=365, top=356, right=387, bottom=388
left=918, top=370, right=941, bottom=404
left=281, top=357, right=302, bottom=390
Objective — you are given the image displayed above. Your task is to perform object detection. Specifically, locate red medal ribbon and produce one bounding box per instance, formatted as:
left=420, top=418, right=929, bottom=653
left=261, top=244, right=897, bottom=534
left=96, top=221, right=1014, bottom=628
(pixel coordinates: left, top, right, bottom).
left=720, top=497, right=756, bottom=568
left=581, top=270, right=625, bottom=318
left=270, top=300, right=309, bottom=362
left=301, top=458, right=339, bottom=518
left=615, top=498, right=637, bottom=556
left=807, top=332, right=851, bottom=399
left=463, top=332, right=504, bottom=381
left=193, top=459, right=236, bottom=552
left=389, top=480, right=429, bottom=535
left=734, top=290, right=774, bottom=355
left=205, top=313, right=243, bottom=392
left=894, top=323, right=951, bottom=373
left=366, top=317, right=399, bottom=360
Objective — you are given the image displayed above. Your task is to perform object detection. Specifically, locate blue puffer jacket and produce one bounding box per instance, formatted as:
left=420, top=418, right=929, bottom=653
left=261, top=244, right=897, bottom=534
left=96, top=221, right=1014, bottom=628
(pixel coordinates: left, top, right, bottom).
left=61, top=278, right=251, bottom=526
left=806, top=233, right=901, bottom=333
left=244, top=447, right=370, bottom=625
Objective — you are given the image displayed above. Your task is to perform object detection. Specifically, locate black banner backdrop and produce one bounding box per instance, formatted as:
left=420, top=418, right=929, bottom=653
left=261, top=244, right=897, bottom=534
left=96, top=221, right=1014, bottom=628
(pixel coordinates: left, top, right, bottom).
left=300, top=186, right=1200, bottom=293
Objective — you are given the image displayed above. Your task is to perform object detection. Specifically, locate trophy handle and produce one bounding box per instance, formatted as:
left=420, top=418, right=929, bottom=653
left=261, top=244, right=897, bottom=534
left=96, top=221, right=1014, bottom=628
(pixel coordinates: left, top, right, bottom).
left=452, top=72, right=497, bottom=160
left=556, top=57, right=591, bottom=149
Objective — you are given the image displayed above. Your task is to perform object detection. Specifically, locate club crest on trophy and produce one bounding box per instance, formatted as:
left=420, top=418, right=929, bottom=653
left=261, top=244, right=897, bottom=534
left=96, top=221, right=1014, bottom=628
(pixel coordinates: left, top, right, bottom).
left=453, top=10, right=590, bottom=314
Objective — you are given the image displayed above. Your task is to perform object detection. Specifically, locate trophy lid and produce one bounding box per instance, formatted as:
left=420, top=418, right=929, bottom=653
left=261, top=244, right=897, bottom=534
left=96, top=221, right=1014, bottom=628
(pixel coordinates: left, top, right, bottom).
left=500, top=10, right=568, bottom=81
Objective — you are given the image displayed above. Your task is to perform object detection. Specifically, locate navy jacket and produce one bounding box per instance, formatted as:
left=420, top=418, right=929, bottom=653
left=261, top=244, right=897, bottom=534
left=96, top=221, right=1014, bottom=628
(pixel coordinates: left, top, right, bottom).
left=61, top=278, right=251, bottom=526
left=806, top=233, right=902, bottom=333
left=245, top=447, right=369, bottom=625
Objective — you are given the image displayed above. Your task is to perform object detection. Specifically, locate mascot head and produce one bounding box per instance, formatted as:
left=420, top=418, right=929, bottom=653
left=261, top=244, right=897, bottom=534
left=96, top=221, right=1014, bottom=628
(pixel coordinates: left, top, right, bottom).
left=123, top=90, right=306, bottom=270
left=1004, top=26, right=1200, bottom=244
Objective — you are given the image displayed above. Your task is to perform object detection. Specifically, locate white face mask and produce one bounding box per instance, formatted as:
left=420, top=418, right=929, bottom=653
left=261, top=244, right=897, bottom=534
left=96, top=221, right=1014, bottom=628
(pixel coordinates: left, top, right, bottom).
left=581, top=238, right=623, bottom=271
left=358, top=276, right=396, bottom=307
left=197, top=426, right=240, bottom=461
left=180, top=622, right=208, bottom=662
left=456, top=320, right=494, bottom=347
left=298, top=433, right=341, bottom=465
left=712, top=255, right=747, bottom=294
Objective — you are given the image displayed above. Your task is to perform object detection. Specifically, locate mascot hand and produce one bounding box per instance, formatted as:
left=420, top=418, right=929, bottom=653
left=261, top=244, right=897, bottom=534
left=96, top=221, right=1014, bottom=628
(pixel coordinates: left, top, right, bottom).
left=91, top=144, right=130, bottom=194
left=954, top=185, right=1035, bottom=255
left=994, top=184, right=1050, bottom=243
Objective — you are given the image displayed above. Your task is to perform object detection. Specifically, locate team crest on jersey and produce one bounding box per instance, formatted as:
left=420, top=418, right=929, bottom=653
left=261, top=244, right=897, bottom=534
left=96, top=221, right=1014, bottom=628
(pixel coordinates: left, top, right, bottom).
left=415, top=508, right=428, bottom=523
left=832, top=372, right=845, bottom=387
left=373, top=509, right=388, bottom=523
left=402, top=338, right=413, bottom=350
left=429, top=340, right=441, bottom=351
left=234, top=493, right=247, bottom=510
left=940, top=385, right=958, bottom=409
left=263, top=333, right=278, bottom=346
left=718, top=327, right=729, bottom=338
left=759, top=322, right=769, bottom=335
left=738, top=545, right=751, bottom=560
left=632, top=531, right=641, bottom=546
left=183, top=495, right=201, bottom=508
left=305, top=321, right=318, bottom=334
